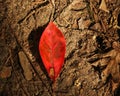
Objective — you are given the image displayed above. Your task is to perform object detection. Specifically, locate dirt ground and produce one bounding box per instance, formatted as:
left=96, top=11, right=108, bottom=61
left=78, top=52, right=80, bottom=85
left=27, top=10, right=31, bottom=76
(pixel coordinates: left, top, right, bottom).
left=0, top=0, right=120, bottom=96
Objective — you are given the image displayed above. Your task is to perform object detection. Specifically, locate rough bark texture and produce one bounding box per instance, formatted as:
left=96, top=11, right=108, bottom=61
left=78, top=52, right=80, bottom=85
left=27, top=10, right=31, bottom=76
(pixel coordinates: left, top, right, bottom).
left=0, top=0, right=120, bottom=96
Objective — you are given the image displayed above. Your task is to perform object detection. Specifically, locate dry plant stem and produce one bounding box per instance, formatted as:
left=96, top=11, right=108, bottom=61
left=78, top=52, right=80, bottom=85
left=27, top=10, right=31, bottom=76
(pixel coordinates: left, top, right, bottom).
left=0, top=54, right=11, bottom=71
left=52, top=81, right=57, bottom=96
left=49, top=0, right=56, bottom=21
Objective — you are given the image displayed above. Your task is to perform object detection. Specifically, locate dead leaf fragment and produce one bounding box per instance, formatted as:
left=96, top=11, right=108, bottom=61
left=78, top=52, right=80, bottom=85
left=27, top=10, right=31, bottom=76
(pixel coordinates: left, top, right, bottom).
left=99, top=0, right=109, bottom=13
left=71, top=1, right=86, bottom=11
left=78, top=19, right=92, bottom=29
left=18, top=51, right=33, bottom=80
left=89, top=41, right=120, bottom=93
left=0, top=66, right=12, bottom=79
left=49, top=68, right=55, bottom=79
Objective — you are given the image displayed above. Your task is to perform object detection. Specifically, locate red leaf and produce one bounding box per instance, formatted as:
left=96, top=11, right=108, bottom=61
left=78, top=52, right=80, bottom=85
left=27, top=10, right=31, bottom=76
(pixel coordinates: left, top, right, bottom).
left=39, top=22, right=66, bottom=81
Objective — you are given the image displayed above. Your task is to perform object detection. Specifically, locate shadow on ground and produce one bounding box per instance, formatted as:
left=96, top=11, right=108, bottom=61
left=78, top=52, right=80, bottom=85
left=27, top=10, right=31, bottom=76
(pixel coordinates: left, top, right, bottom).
left=28, top=24, right=52, bottom=82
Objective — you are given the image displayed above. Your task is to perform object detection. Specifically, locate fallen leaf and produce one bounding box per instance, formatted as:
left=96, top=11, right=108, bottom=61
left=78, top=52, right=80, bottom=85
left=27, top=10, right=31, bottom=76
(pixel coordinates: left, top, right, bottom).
left=99, top=0, right=109, bottom=13
left=39, top=22, right=66, bottom=81
left=89, top=41, right=120, bottom=93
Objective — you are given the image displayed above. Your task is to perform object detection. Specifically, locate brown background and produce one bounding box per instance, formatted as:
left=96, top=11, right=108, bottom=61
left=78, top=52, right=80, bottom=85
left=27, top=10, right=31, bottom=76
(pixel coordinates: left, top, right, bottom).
left=0, top=0, right=120, bottom=96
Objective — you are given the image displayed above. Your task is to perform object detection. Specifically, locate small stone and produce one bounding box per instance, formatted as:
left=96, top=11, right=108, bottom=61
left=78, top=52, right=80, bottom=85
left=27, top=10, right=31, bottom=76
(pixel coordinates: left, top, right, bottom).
left=18, top=51, right=33, bottom=80
left=0, top=66, right=12, bottom=79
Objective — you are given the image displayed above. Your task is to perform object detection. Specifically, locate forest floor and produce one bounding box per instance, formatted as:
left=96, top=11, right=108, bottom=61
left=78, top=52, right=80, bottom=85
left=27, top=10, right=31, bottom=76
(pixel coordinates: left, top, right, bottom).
left=0, top=0, right=120, bottom=96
